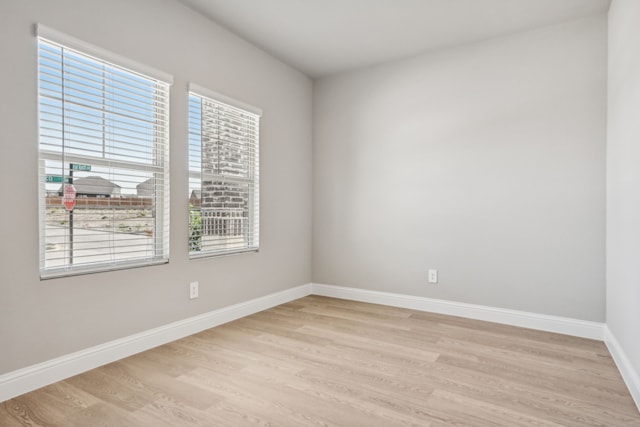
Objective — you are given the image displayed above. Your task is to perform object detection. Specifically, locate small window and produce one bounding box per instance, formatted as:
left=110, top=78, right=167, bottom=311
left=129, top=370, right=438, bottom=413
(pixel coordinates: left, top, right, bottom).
left=37, top=26, right=172, bottom=278
left=188, top=84, right=261, bottom=258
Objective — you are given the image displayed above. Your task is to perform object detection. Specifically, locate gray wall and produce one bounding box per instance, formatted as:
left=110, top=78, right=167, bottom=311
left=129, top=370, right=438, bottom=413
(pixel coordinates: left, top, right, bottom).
left=0, top=0, right=613, bottom=378
left=607, top=0, right=640, bottom=384
left=313, top=16, right=607, bottom=321
left=0, top=0, right=312, bottom=374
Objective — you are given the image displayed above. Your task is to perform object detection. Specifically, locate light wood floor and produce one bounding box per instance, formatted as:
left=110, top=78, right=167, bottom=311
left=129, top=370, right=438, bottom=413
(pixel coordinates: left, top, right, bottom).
left=1, top=296, right=639, bottom=426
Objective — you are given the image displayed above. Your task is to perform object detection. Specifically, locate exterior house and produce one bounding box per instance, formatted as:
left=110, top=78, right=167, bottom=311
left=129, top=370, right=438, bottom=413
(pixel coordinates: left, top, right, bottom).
left=189, top=189, right=201, bottom=206
left=59, top=176, right=121, bottom=198
left=136, top=178, right=154, bottom=198
left=200, top=181, right=246, bottom=236
left=198, top=124, right=249, bottom=236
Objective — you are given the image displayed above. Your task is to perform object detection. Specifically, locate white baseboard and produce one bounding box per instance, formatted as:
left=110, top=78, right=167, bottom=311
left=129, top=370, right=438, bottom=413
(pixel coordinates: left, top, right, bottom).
left=604, top=326, right=640, bottom=412
left=311, top=283, right=605, bottom=340
left=0, top=282, right=612, bottom=405
left=0, top=283, right=313, bottom=403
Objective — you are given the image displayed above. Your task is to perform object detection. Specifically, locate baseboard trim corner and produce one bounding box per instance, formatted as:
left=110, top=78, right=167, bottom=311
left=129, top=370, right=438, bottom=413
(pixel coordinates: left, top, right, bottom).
left=1, top=282, right=611, bottom=405
left=604, top=326, right=640, bottom=412
left=0, top=283, right=313, bottom=403
left=311, top=283, right=604, bottom=340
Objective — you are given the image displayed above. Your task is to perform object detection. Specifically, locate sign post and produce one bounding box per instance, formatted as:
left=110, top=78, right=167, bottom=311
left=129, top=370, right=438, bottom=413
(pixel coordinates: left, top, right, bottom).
left=57, top=163, right=89, bottom=266
left=62, top=165, right=78, bottom=265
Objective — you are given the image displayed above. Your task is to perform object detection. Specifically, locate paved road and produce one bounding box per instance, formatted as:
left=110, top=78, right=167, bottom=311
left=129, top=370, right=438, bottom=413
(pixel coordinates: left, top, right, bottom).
left=44, top=225, right=246, bottom=268
left=45, top=225, right=155, bottom=268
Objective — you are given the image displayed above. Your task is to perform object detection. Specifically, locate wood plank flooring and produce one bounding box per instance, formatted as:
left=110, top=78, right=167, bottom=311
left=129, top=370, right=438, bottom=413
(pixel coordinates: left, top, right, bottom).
left=1, top=295, right=639, bottom=426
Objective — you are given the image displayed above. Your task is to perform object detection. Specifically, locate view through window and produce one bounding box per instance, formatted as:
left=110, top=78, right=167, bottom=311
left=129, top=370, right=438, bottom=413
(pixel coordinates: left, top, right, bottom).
left=188, top=86, right=260, bottom=258
left=38, top=29, right=171, bottom=278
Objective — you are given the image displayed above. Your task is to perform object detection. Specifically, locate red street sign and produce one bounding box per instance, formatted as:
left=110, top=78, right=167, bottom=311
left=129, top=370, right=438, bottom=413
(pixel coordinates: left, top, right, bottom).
left=63, top=184, right=76, bottom=211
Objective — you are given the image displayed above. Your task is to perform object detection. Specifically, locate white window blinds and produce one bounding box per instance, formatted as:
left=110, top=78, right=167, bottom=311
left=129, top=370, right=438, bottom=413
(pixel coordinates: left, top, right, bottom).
left=188, top=84, right=260, bottom=258
left=37, top=27, right=171, bottom=278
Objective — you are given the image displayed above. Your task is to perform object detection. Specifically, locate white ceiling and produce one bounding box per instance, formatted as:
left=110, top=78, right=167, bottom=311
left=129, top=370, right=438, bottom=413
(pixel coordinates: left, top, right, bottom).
left=177, top=0, right=611, bottom=78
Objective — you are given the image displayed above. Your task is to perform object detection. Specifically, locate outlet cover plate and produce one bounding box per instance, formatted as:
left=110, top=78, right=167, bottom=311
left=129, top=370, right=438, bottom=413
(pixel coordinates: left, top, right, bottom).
left=428, top=269, right=438, bottom=284
left=189, top=281, right=199, bottom=299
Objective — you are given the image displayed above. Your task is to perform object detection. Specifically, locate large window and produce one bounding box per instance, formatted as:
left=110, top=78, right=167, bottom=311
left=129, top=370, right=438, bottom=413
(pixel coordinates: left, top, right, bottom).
left=188, top=84, right=260, bottom=258
left=37, top=26, right=172, bottom=278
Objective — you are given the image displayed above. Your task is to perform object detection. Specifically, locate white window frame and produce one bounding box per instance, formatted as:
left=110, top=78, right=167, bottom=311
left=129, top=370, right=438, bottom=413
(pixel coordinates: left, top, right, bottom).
left=37, top=25, right=172, bottom=278
left=188, top=83, right=261, bottom=258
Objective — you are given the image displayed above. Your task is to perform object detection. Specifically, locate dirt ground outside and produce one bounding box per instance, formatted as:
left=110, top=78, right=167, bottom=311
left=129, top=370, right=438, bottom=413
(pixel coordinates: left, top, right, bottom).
left=45, top=206, right=154, bottom=236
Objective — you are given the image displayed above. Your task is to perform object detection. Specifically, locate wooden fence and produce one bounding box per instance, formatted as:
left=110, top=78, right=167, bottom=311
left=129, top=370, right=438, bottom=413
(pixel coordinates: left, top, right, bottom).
left=46, top=196, right=153, bottom=209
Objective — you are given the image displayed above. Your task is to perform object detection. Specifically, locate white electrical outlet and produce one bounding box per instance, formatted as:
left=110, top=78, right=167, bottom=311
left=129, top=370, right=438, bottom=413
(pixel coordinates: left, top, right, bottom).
left=189, top=281, right=199, bottom=299
left=428, top=269, right=438, bottom=284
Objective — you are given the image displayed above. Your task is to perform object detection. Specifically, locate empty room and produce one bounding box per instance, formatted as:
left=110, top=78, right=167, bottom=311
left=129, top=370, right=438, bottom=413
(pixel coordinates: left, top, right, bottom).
left=1, top=0, right=639, bottom=425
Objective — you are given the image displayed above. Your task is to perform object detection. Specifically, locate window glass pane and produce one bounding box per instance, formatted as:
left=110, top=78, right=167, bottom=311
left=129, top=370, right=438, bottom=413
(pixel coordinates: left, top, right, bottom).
left=188, top=92, right=259, bottom=258
left=38, top=35, right=170, bottom=278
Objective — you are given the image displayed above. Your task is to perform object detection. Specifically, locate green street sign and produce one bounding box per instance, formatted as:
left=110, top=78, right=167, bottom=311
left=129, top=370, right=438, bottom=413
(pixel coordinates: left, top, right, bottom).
left=70, top=163, right=91, bottom=171
left=45, top=175, right=70, bottom=183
